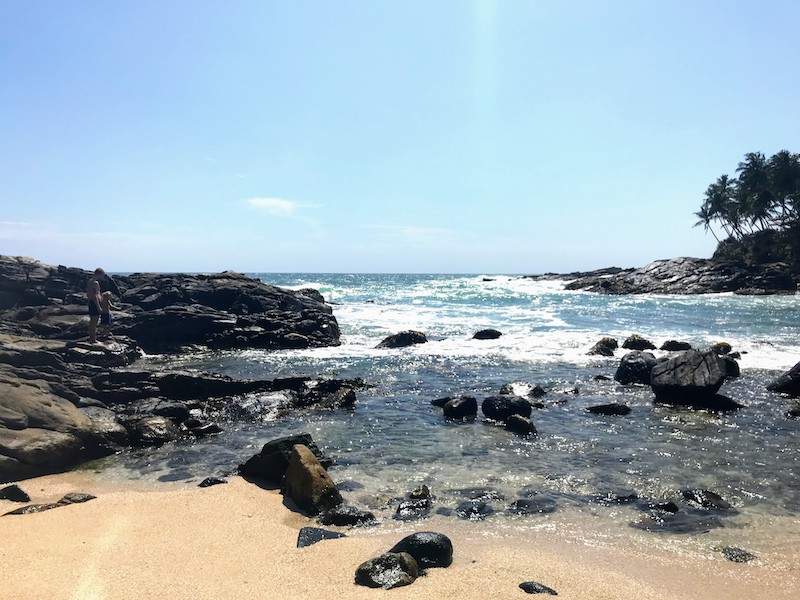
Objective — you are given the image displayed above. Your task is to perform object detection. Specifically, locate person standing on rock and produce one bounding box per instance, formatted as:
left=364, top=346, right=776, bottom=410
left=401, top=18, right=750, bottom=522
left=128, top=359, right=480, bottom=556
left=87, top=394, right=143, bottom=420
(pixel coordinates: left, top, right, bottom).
left=99, top=291, right=118, bottom=340
left=86, top=268, right=106, bottom=343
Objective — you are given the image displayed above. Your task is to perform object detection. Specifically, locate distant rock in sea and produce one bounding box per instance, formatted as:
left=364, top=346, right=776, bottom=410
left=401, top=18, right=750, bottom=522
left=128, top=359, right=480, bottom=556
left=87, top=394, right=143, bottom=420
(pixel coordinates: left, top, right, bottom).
left=560, top=257, right=795, bottom=295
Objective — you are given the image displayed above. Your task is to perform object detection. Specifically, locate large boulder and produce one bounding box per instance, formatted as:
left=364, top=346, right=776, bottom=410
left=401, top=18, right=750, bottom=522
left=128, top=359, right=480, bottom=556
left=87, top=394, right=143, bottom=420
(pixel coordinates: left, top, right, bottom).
left=239, top=433, right=332, bottom=484
left=282, top=444, right=343, bottom=515
left=481, top=395, right=532, bottom=421
left=0, top=367, right=116, bottom=482
left=650, top=350, right=740, bottom=410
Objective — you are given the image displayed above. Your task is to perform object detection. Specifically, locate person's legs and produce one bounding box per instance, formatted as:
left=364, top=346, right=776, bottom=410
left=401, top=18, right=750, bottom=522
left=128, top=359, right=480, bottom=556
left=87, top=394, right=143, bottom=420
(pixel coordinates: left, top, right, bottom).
left=89, top=315, right=100, bottom=343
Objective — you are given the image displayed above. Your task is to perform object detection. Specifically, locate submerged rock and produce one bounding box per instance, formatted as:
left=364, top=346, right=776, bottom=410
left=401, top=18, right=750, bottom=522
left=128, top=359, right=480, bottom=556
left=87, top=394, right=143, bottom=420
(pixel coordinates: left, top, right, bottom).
left=376, top=330, right=427, bottom=349
left=473, top=329, right=502, bottom=340
left=588, top=337, right=618, bottom=356
left=718, top=546, right=757, bottom=563
left=587, top=403, right=632, bottom=416
left=767, top=361, right=800, bottom=397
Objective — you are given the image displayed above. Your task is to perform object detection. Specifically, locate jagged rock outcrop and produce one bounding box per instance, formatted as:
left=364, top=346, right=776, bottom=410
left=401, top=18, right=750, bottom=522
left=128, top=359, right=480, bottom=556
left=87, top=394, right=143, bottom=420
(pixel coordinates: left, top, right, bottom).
left=0, top=256, right=341, bottom=352
left=565, top=257, right=795, bottom=295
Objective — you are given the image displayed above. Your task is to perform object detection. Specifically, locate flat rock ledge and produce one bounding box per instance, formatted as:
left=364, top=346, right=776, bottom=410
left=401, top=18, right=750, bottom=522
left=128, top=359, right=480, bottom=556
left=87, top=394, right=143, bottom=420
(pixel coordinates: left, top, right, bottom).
left=562, top=257, right=795, bottom=295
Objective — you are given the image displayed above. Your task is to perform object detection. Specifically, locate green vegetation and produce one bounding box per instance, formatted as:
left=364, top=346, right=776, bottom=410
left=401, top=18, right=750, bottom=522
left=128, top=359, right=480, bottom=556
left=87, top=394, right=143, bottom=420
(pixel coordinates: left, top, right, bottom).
left=695, top=150, right=800, bottom=271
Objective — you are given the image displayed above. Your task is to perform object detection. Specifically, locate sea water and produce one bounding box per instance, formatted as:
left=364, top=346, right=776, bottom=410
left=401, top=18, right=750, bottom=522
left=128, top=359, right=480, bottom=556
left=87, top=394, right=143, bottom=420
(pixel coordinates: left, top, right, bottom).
left=89, top=274, right=800, bottom=564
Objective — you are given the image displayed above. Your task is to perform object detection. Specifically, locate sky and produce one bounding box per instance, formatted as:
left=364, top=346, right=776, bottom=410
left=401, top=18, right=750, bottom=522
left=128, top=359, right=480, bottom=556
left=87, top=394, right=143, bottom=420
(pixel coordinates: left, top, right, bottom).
left=2, top=1, right=800, bottom=274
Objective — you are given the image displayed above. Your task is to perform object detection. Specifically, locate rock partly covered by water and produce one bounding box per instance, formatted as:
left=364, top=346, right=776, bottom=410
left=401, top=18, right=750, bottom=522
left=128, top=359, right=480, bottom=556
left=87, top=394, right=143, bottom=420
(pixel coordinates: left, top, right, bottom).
left=563, top=257, right=796, bottom=295
left=766, top=361, right=800, bottom=397
left=650, top=350, right=742, bottom=411
left=0, top=255, right=341, bottom=352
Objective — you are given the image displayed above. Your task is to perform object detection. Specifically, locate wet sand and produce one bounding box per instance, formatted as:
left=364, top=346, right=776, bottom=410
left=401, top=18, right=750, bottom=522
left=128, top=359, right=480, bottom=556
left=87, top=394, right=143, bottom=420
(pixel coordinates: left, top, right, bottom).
left=1, top=472, right=797, bottom=600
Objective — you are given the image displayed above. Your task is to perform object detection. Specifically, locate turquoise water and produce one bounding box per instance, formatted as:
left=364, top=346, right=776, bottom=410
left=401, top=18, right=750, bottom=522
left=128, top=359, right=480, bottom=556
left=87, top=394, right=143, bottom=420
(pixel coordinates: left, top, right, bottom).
left=92, top=274, right=800, bottom=561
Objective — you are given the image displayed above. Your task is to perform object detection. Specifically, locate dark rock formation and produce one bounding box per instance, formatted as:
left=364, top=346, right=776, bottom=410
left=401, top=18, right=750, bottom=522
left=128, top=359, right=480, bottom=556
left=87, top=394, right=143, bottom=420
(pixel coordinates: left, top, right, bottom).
left=394, top=485, right=433, bottom=521
left=198, top=477, right=227, bottom=488
left=519, top=581, right=558, bottom=595
left=376, top=330, right=428, bottom=349
left=505, top=414, right=537, bottom=435
left=588, top=337, right=618, bottom=357
left=681, top=489, right=732, bottom=510
left=473, top=329, right=502, bottom=340
left=0, top=256, right=341, bottom=353
left=318, top=505, right=376, bottom=526
left=718, top=546, right=757, bottom=563
left=650, top=350, right=741, bottom=410
left=355, top=552, right=419, bottom=589
left=481, top=395, right=532, bottom=422
left=296, top=526, right=346, bottom=548
left=283, top=444, right=343, bottom=515
left=499, top=381, right=546, bottom=398
left=388, top=531, right=454, bottom=568
left=507, top=495, right=558, bottom=515
left=661, top=340, right=693, bottom=351
left=443, top=396, right=478, bottom=419
left=587, top=403, right=632, bottom=416
left=456, top=500, right=494, bottom=520
left=622, top=334, right=656, bottom=350
left=3, top=492, right=95, bottom=516
left=239, top=433, right=332, bottom=485
left=565, top=257, right=796, bottom=295
left=614, top=351, right=660, bottom=385
left=0, top=484, right=30, bottom=502
left=767, top=361, right=800, bottom=397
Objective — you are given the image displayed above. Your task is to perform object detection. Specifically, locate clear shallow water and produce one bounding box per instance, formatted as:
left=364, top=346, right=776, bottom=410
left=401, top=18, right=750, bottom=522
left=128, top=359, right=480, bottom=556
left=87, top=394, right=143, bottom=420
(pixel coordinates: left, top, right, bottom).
left=86, top=274, right=800, bottom=563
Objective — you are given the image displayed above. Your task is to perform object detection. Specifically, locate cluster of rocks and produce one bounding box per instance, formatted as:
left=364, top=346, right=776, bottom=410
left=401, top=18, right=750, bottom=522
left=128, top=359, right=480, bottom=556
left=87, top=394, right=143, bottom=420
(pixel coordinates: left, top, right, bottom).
left=375, top=328, right=504, bottom=349
left=562, top=257, right=796, bottom=295
left=355, top=531, right=454, bottom=589
left=432, top=381, right=543, bottom=435
left=0, top=255, right=349, bottom=483
left=0, top=255, right=341, bottom=352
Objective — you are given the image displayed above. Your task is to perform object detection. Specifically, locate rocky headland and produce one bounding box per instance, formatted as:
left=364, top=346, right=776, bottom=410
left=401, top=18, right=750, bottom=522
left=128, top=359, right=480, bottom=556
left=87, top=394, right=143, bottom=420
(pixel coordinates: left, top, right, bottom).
left=531, top=257, right=797, bottom=295
left=0, top=255, right=355, bottom=483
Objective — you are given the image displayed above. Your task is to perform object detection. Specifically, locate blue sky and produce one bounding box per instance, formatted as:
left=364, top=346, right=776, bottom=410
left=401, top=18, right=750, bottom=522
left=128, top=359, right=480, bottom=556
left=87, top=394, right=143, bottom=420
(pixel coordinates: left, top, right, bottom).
left=2, top=1, right=799, bottom=273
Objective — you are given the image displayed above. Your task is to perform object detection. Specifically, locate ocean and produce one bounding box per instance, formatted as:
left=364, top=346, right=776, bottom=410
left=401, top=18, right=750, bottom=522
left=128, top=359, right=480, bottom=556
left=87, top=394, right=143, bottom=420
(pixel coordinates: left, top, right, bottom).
left=88, top=274, right=800, bottom=565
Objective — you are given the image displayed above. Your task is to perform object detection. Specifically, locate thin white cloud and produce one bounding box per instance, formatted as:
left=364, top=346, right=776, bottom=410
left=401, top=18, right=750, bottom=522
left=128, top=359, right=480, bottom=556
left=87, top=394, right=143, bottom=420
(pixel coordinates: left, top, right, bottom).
left=246, top=197, right=322, bottom=217
left=246, top=197, right=324, bottom=233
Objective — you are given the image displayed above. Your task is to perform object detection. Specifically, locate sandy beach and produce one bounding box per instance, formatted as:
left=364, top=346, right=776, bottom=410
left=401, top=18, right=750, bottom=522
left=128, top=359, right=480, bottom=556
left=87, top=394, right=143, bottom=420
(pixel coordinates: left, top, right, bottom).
left=1, top=472, right=797, bottom=600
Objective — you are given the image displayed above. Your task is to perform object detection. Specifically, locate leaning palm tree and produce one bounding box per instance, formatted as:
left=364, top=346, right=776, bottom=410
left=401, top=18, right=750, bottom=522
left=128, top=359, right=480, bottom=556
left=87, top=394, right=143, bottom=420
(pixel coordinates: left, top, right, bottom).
left=693, top=204, right=720, bottom=242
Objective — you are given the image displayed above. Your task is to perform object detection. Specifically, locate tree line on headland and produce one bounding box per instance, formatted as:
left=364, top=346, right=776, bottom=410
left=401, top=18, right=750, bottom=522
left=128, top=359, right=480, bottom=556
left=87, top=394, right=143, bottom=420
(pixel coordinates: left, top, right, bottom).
left=695, top=150, right=800, bottom=272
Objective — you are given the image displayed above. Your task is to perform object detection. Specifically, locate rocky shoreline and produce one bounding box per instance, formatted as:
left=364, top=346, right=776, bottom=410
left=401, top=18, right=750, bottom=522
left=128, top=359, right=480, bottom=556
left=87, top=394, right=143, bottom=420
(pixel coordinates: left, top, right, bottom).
left=529, top=256, right=797, bottom=295
left=0, top=255, right=355, bottom=482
